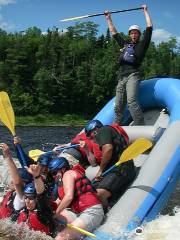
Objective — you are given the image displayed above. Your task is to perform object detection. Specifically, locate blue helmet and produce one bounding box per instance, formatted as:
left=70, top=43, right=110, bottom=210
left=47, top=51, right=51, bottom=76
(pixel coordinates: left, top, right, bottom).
left=48, top=157, right=70, bottom=173
left=18, top=168, right=33, bottom=183
left=38, top=154, right=52, bottom=166
left=85, top=119, right=103, bottom=136
left=24, top=183, right=36, bottom=197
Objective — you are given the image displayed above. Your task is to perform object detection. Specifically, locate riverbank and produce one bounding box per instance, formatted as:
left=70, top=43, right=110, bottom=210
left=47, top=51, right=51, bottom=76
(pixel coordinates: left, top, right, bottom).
left=15, top=114, right=89, bottom=127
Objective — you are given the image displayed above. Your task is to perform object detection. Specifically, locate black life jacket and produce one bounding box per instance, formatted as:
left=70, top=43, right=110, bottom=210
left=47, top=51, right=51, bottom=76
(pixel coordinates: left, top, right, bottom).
left=119, top=44, right=136, bottom=65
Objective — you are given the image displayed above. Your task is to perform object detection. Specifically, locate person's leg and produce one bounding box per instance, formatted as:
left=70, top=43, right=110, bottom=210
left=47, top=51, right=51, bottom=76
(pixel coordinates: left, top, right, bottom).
left=55, top=205, right=104, bottom=240
left=126, top=72, right=144, bottom=125
left=114, top=76, right=127, bottom=124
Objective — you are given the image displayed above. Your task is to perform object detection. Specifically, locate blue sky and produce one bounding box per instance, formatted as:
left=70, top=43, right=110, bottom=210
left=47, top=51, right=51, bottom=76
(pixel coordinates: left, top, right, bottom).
left=0, top=0, right=180, bottom=44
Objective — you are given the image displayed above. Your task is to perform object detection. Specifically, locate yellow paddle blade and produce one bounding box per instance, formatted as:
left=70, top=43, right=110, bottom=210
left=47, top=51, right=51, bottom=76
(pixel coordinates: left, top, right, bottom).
left=67, top=223, right=96, bottom=238
left=29, top=149, right=46, bottom=161
left=0, top=91, right=15, bottom=136
left=115, top=138, right=153, bottom=167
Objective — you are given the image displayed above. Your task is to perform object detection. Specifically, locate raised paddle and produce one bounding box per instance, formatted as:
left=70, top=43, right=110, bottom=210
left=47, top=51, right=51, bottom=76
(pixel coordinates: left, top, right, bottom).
left=0, top=91, right=15, bottom=136
left=60, top=7, right=142, bottom=22
left=56, top=219, right=97, bottom=238
left=29, top=143, right=81, bottom=161
left=0, top=91, right=28, bottom=166
left=101, top=138, right=152, bottom=178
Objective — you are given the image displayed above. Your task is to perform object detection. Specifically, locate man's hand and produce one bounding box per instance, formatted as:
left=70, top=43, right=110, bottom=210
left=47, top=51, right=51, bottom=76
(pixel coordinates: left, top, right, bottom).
left=26, top=164, right=41, bottom=178
left=104, top=10, right=111, bottom=20
left=95, top=169, right=103, bottom=181
left=13, top=136, right=21, bottom=145
left=0, top=143, right=11, bottom=158
left=79, top=140, right=88, bottom=150
left=142, top=4, right=148, bottom=12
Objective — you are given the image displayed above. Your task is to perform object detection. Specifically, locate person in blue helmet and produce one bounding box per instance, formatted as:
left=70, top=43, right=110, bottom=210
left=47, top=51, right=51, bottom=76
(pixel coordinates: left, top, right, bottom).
left=15, top=165, right=56, bottom=236
left=84, top=120, right=136, bottom=209
left=104, top=4, right=153, bottom=125
left=48, top=156, right=104, bottom=240
left=37, top=154, right=58, bottom=202
left=0, top=143, right=33, bottom=219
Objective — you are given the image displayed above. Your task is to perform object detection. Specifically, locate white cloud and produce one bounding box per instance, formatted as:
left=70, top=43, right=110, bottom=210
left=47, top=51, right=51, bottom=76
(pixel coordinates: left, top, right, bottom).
left=0, top=0, right=16, bottom=6
left=0, top=13, right=14, bottom=30
left=163, top=11, right=174, bottom=19
left=152, top=28, right=180, bottom=44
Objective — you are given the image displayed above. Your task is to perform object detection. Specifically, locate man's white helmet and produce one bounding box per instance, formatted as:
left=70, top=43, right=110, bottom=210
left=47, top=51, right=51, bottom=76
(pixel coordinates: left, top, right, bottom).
left=128, top=25, right=141, bottom=35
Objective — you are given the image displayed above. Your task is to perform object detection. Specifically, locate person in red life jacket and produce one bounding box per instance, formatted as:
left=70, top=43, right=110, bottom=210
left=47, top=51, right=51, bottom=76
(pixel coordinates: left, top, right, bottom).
left=0, top=168, right=33, bottom=220
left=53, top=131, right=102, bottom=169
left=0, top=143, right=33, bottom=218
left=104, top=5, right=153, bottom=125
left=48, top=157, right=104, bottom=240
left=16, top=164, right=56, bottom=236
left=84, top=120, right=136, bottom=209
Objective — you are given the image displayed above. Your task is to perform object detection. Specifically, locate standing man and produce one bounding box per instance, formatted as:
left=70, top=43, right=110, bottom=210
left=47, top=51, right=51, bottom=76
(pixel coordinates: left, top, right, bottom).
left=104, top=4, right=153, bottom=125
left=84, top=120, right=136, bottom=209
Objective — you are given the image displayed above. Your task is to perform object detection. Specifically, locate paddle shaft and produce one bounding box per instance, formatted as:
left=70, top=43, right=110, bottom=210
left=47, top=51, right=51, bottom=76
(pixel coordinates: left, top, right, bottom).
left=56, top=219, right=96, bottom=238
left=37, top=143, right=81, bottom=157
left=61, top=7, right=142, bottom=22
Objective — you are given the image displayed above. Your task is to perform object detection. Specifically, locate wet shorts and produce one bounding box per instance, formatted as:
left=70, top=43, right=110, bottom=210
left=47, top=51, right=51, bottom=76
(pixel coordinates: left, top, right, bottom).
left=65, top=204, right=104, bottom=232
left=93, top=161, right=136, bottom=198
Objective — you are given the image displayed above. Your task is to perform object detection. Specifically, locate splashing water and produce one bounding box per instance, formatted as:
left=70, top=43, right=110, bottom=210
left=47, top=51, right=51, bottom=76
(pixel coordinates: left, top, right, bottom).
left=133, top=208, right=180, bottom=240
left=0, top=218, right=53, bottom=240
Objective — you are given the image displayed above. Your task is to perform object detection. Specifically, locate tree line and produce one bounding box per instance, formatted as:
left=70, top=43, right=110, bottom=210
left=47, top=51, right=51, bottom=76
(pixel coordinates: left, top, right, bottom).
left=0, top=22, right=179, bottom=117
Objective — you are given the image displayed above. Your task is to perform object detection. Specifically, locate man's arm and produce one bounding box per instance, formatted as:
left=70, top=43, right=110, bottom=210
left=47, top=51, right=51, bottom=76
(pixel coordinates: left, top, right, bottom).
left=95, top=144, right=113, bottom=181
left=0, top=143, right=24, bottom=196
left=55, top=170, right=75, bottom=217
left=104, top=10, right=118, bottom=36
left=142, top=4, right=153, bottom=27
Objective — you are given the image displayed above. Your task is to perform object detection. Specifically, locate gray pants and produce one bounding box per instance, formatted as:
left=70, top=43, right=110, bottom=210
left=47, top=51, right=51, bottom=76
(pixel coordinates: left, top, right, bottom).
left=114, top=72, right=144, bottom=125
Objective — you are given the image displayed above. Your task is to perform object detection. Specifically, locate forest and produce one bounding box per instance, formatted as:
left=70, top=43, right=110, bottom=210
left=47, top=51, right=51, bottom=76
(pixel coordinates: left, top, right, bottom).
left=0, top=22, right=179, bottom=117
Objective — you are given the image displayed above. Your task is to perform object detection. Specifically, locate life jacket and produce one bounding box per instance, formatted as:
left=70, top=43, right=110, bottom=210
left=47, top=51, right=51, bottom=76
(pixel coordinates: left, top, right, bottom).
left=72, top=132, right=102, bottom=164
left=57, top=164, right=101, bottom=213
left=0, top=190, right=15, bottom=219
left=119, top=44, right=136, bottom=65
left=110, top=123, right=129, bottom=145
left=18, top=209, right=50, bottom=235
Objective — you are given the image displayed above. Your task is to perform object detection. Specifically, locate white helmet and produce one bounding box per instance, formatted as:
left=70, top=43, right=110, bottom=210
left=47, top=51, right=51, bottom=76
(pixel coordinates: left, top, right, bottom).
left=128, top=25, right=141, bottom=35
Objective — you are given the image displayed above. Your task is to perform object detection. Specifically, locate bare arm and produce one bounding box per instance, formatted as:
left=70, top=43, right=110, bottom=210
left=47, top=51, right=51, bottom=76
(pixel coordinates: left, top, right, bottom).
left=0, top=143, right=24, bottom=196
left=104, top=10, right=118, bottom=35
left=26, top=164, right=45, bottom=194
left=80, top=141, right=97, bottom=167
left=142, top=4, right=153, bottom=27
left=95, top=144, right=113, bottom=181
left=55, top=170, right=75, bottom=216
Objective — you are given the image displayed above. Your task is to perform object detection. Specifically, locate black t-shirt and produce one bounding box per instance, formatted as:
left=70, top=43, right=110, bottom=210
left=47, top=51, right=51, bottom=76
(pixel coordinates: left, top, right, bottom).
left=94, top=126, right=127, bottom=169
left=113, top=26, right=153, bottom=76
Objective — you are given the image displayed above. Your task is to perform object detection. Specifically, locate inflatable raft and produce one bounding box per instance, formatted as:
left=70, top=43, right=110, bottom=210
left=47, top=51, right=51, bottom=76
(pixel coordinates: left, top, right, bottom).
left=87, top=77, right=180, bottom=239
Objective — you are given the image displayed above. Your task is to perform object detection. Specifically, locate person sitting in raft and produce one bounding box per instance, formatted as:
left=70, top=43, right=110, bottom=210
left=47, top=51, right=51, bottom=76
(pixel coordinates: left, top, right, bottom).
left=53, top=130, right=102, bottom=169
left=0, top=169, right=32, bottom=220
left=0, top=143, right=56, bottom=236
left=48, top=157, right=104, bottom=240
left=0, top=143, right=33, bottom=218
left=14, top=136, right=57, bottom=201
left=84, top=120, right=136, bottom=209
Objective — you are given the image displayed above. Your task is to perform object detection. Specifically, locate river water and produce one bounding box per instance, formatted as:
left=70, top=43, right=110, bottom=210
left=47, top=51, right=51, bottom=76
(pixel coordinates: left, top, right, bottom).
left=0, top=126, right=179, bottom=240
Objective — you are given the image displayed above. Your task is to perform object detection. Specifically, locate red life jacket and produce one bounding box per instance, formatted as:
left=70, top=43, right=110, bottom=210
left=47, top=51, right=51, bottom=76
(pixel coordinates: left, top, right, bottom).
left=58, top=164, right=101, bottom=213
left=71, top=132, right=102, bottom=164
left=110, top=123, right=129, bottom=145
left=18, top=210, right=50, bottom=235
left=0, top=190, right=14, bottom=219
